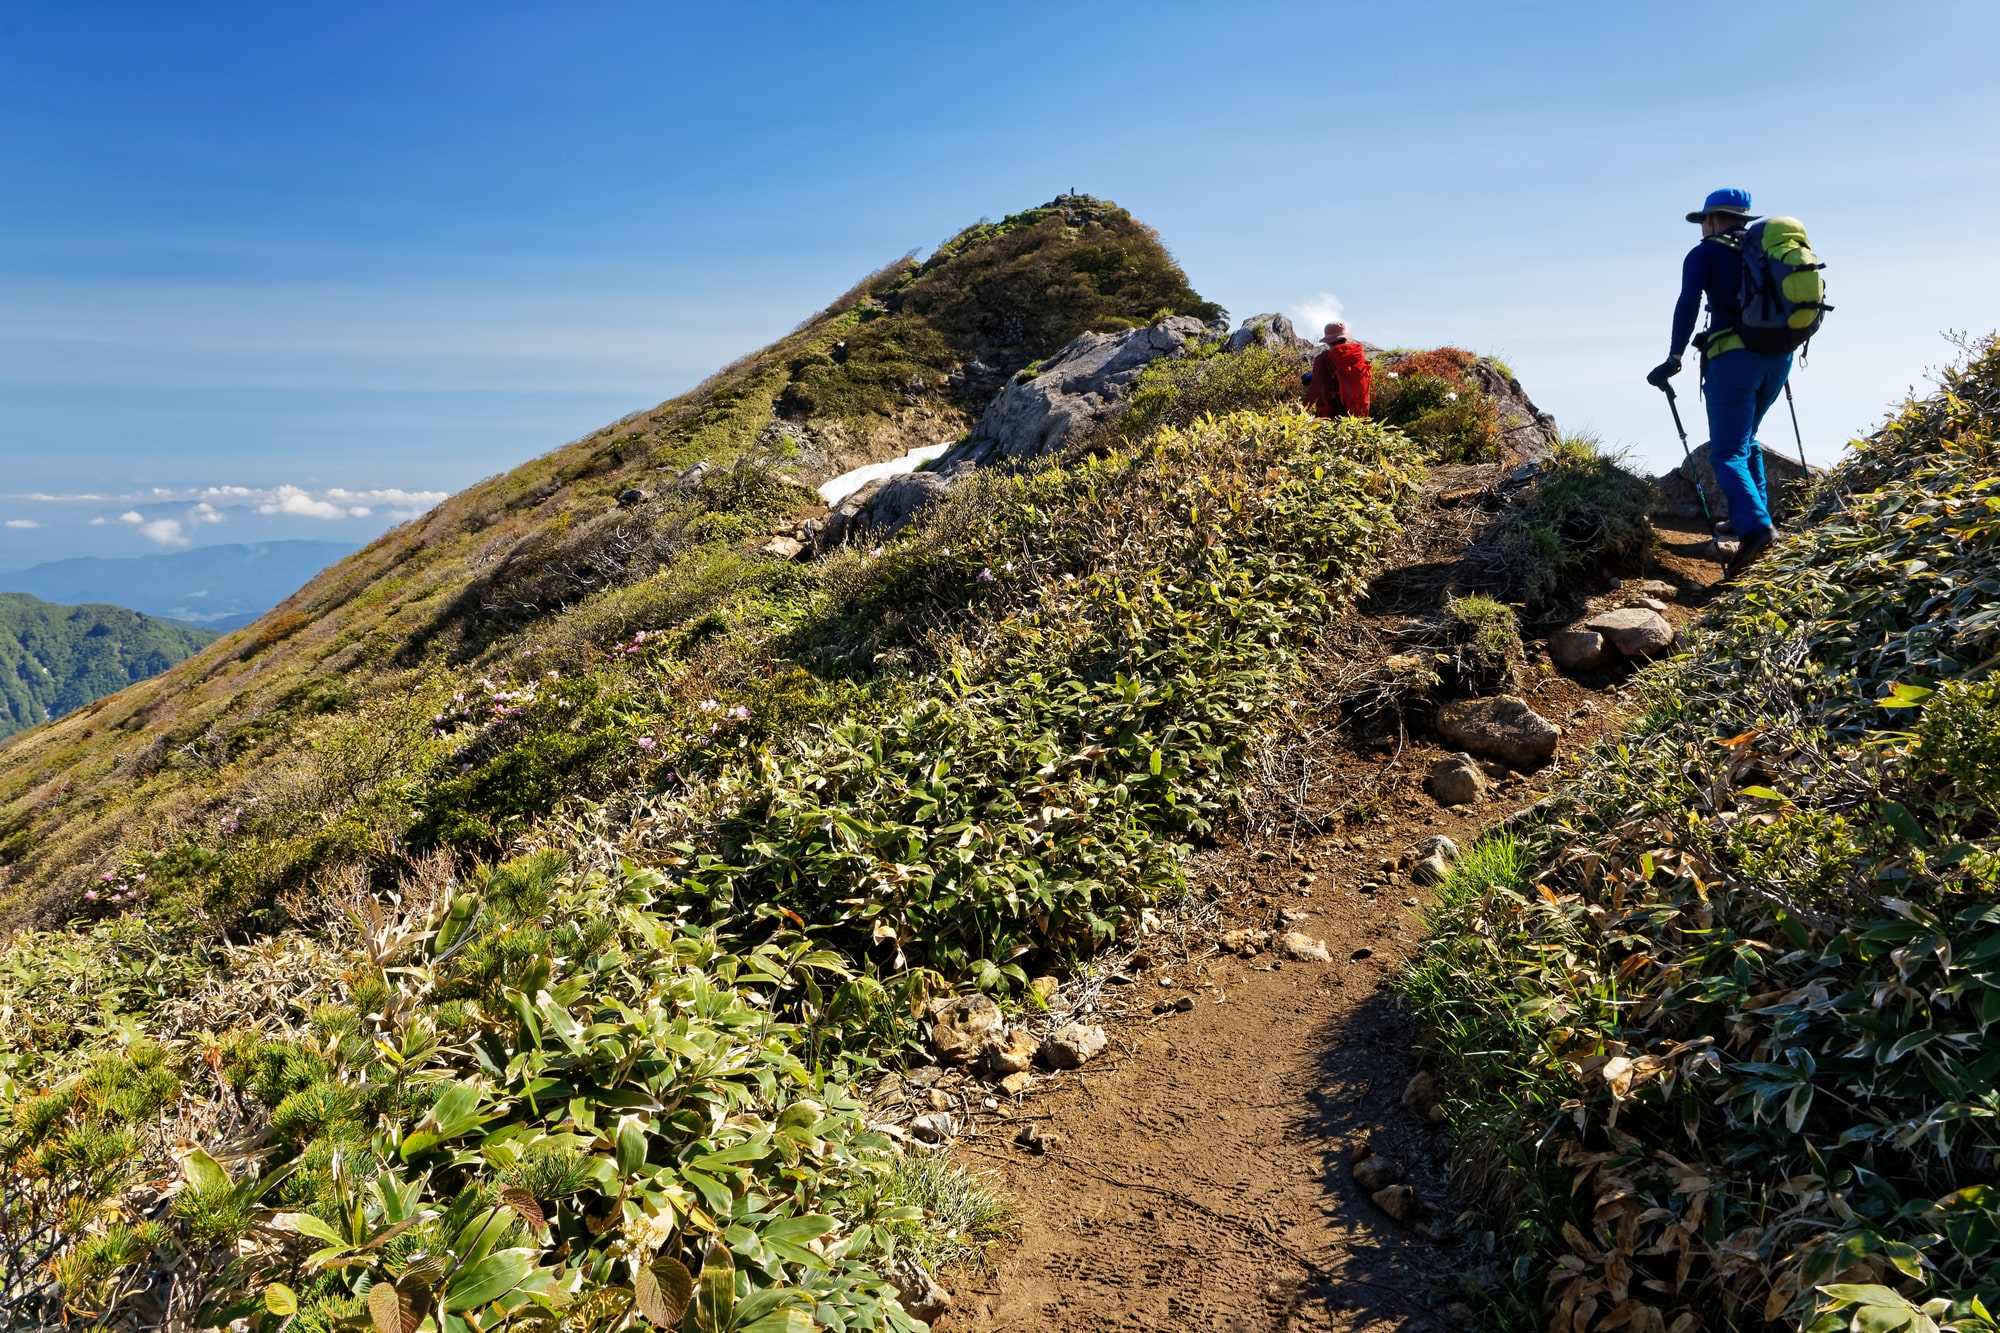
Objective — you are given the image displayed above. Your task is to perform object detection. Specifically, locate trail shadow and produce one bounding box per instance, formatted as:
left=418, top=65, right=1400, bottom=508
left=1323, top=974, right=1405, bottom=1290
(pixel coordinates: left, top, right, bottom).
left=1281, top=980, right=1489, bottom=1331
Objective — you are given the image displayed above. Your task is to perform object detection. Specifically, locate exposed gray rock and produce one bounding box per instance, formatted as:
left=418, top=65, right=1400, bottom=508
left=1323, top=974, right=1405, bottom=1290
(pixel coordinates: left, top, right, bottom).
left=758, top=535, right=805, bottom=561
left=1549, top=628, right=1608, bottom=673
left=1040, top=1022, right=1108, bottom=1069
left=909, top=1112, right=955, bottom=1144
left=1411, top=835, right=1461, bottom=863
left=868, top=470, right=950, bottom=532
left=1434, top=696, right=1561, bottom=768
left=939, top=317, right=1210, bottom=476
left=1425, top=754, right=1487, bottom=807
left=1654, top=440, right=1818, bottom=522
left=1411, top=853, right=1452, bottom=886
left=1586, top=607, right=1676, bottom=656
left=889, top=1255, right=952, bottom=1322
left=1227, top=312, right=1311, bottom=353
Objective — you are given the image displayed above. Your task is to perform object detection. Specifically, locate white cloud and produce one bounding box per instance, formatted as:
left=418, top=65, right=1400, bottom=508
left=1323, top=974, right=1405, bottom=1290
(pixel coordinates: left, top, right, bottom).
left=138, top=518, right=188, bottom=546
left=1292, top=292, right=1346, bottom=336
left=257, top=485, right=349, bottom=520
left=8, top=484, right=450, bottom=518
left=90, top=516, right=108, bottom=525
left=4, top=519, right=39, bottom=529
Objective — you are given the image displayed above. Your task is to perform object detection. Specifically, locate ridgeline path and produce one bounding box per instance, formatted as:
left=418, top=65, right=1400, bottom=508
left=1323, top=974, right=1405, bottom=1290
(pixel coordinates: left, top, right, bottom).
left=931, top=486, right=1725, bottom=1332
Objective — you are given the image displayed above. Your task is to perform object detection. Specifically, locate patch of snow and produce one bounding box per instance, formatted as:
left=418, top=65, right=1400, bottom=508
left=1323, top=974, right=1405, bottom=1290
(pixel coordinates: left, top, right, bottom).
left=817, top=441, right=953, bottom=507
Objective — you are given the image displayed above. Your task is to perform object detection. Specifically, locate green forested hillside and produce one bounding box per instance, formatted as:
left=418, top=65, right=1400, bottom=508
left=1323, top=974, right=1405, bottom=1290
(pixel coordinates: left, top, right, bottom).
left=0, top=595, right=215, bottom=739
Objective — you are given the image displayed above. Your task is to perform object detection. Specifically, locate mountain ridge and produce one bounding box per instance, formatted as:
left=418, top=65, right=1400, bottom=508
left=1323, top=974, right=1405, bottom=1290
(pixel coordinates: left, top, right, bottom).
left=0, top=540, right=360, bottom=629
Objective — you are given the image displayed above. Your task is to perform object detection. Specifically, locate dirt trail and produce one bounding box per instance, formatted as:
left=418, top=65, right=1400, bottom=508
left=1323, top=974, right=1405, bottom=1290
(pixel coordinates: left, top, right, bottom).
left=932, top=488, right=1726, bottom=1332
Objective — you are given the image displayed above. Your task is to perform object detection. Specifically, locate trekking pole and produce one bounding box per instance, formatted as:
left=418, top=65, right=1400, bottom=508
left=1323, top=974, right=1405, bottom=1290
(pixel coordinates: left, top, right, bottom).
left=1660, top=383, right=1728, bottom=574
left=1783, top=381, right=1809, bottom=475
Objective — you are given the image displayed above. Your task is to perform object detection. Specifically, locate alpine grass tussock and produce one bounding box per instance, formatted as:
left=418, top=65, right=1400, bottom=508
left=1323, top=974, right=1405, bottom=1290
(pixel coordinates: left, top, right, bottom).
left=1405, top=336, right=2000, bottom=1333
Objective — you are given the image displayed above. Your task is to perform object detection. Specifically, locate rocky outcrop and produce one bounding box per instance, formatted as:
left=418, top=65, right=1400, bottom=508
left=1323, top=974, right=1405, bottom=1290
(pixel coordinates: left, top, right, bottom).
left=1654, top=440, right=1818, bottom=523
left=1227, top=312, right=1313, bottom=353
left=937, top=316, right=1211, bottom=476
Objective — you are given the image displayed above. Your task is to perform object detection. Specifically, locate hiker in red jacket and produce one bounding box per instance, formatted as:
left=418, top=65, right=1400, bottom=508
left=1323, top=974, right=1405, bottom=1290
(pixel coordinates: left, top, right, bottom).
left=1304, top=322, right=1371, bottom=419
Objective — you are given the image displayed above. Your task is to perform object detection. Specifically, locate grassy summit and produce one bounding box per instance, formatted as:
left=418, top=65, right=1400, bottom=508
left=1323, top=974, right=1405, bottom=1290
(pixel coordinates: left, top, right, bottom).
left=0, top=195, right=1215, bottom=927
left=0, top=594, right=214, bottom=739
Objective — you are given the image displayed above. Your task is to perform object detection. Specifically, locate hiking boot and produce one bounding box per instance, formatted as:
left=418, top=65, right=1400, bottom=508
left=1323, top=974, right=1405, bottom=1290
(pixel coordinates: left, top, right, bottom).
left=1724, top=524, right=1778, bottom=581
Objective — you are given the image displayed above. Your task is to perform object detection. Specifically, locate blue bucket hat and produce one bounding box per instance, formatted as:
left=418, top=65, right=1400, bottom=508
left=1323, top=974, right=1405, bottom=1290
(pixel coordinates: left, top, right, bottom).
left=1686, top=187, right=1759, bottom=224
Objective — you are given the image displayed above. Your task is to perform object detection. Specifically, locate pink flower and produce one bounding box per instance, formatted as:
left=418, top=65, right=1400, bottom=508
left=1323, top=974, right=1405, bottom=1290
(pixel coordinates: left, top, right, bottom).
left=636, top=737, right=657, bottom=751
left=84, top=890, right=98, bottom=901
left=728, top=706, right=750, bottom=720
left=697, top=699, right=719, bottom=713
left=102, top=871, right=116, bottom=881
left=978, top=567, right=996, bottom=583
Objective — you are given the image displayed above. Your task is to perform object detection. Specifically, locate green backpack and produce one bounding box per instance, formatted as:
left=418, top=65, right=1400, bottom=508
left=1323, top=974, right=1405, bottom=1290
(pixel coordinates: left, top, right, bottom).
left=1737, top=216, right=1831, bottom=355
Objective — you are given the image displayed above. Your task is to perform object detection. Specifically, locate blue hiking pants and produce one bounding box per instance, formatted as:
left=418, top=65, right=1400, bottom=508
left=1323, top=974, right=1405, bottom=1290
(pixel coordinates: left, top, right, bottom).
left=1703, top=347, right=1792, bottom=534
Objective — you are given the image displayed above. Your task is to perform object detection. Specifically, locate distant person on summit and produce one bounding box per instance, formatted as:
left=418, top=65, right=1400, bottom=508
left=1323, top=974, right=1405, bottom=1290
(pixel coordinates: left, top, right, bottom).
left=1304, top=322, right=1371, bottom=420
left=1647, top=187, right=1822, bottom=580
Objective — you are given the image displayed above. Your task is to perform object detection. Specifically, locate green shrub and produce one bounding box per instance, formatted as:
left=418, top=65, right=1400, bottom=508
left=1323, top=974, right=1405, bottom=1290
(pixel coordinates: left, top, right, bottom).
left=1372, top=347, right=1503, bottom=463
left=1474, top=432, right=1654, bottom=606
left=1100, top=341, right=1309, bottom=445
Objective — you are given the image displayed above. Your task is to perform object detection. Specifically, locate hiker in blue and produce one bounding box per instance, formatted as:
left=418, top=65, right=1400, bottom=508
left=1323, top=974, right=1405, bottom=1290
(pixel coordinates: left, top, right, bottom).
left=1647, top=187, right=1789, bottom=579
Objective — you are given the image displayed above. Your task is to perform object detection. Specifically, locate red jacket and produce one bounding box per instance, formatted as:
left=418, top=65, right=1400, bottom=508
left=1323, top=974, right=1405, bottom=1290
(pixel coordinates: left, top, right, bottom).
left=1306, top=341, right=1372, bottom=419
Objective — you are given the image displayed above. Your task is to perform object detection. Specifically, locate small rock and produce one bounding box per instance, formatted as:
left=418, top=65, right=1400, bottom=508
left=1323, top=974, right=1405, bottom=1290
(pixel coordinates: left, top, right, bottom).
left=1585, top=607, right=1676, bottom=657
left=1279, top=932, right=1332, bottom=963
left=982, top=1027, right=1039, bottom=1076
left=1424, top=754, right=1487, bottom=807
left=1635, top=596, right=1670, bottom=613
left=1548, top=628, right=1608, bottom=673
left=1403, top=897, right=1420, bottom=907
left=1402, top=1070, right=1443, bottom=1116
left=1173, top=995, right=1195, bottom=1012
left=1029, top=975, right=1061, bottom=1003
left=1371, top=1184, right=1424, bottom=1223
left=615, top=487, right=647, bottom=507
left=1157, top=976, right=1175, bottom=988
left=1280, top=909, right=1311, bottom=924
left=1410, top=853, right=1452, bottom=886
left=1222, top=928, right=1271, bottom=957
left=1360, top=881, right=1381, bottom=895
left=1351, top=1154, right=1402, bottom=1193
left=910, top=1112, right=955, bottom=1143
left=1620, top=578, right=1677, bottom=600
left=1434, top=696, right=1561, bottom=768
left=930, top=993, right=1003, bottom=1064
left=1015, top=1122, right=1063, bottom=1154
left=889, top=1255, right=952, bottom=1322
left=1477, top=758, right=1510, bottom=780
left=758, top=535, right=805, bottom=561
left=1412, top=835, right=1460, bottom=862
left=927, top=1088, right=950, bottom=1112
left=904, top=1065, right=944, bottom=1088
left=873, top=1072, right=904, bottom=1102
left=1000, top=1071, right=1034, bottom=1095
left=1040, top=1022, right=1108, bottom=1069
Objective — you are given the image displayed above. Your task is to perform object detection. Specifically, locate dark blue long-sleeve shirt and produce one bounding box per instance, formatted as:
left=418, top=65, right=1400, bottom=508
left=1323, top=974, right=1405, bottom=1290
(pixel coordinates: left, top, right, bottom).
left=1669, top=231, right=1746, bottom=357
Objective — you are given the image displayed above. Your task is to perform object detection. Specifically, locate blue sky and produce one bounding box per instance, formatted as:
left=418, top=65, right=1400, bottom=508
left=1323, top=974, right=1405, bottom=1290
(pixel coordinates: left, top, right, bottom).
left=4, top=1, right=1997, bottom=566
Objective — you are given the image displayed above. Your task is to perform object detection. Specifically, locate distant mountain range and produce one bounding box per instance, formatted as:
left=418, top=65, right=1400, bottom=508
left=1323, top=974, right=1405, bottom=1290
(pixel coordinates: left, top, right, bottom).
left=0, top=594, right=216, bottom=739
left=0, top=540, right=357, bottom=629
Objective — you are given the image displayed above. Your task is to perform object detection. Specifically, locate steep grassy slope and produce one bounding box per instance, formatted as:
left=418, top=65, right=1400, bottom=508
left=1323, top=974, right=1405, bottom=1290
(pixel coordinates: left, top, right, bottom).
left=0, top=396, right=1424, bottom=1330
left=0, top=194, right=1218, bottom=924
left=0, top=595, right=214, bottom=739
left=1407, top=338, right=2000, bottom=1332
